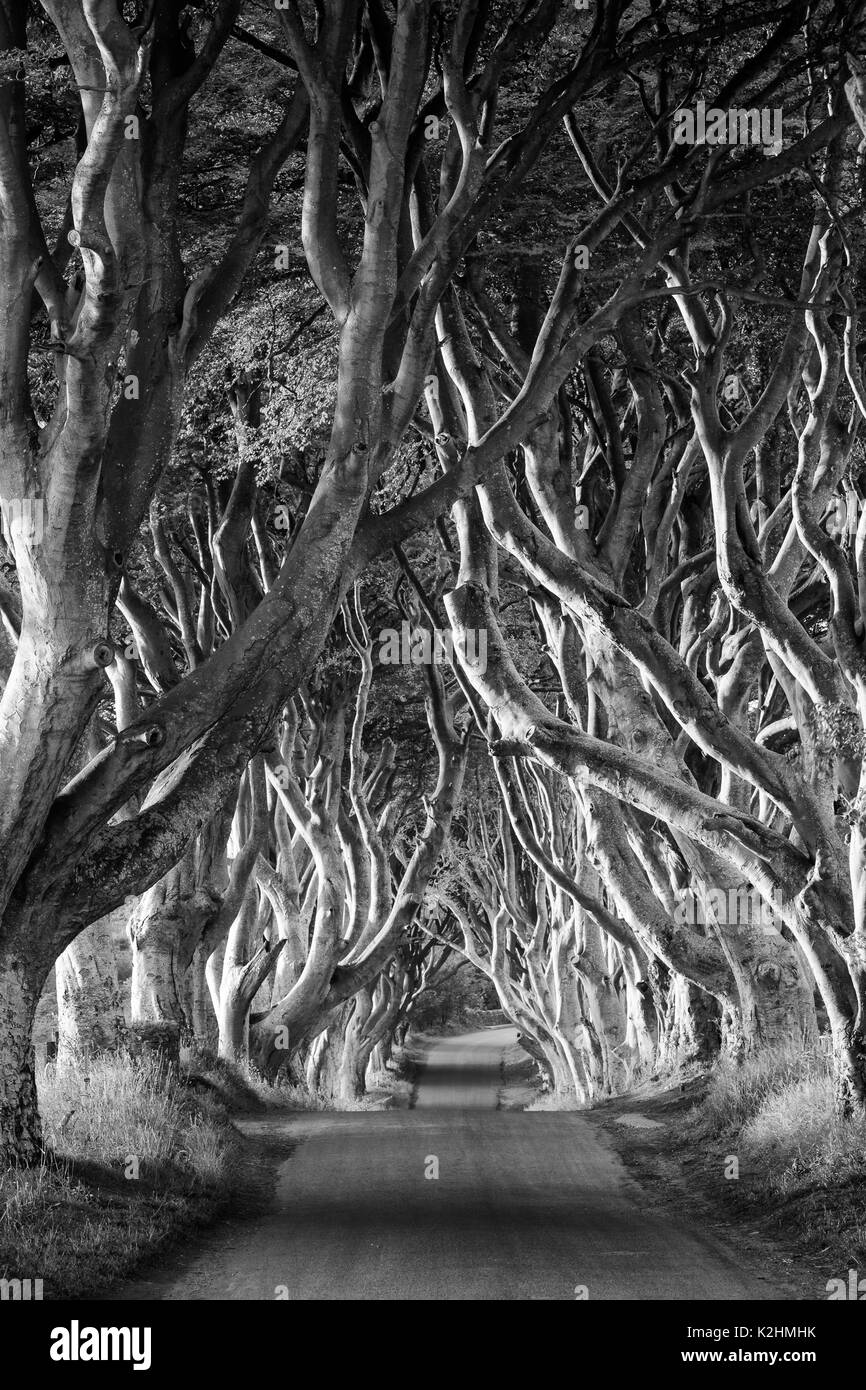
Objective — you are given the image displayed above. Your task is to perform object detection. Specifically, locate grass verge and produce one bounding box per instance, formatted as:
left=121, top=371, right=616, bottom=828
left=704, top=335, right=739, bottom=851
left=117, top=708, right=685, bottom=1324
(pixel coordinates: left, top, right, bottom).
left=693, top=1039, right=866, bottom=1268
left=1, top=1052, right=273, bottom=1299
left=586, top=1037, right=866, bottom=1297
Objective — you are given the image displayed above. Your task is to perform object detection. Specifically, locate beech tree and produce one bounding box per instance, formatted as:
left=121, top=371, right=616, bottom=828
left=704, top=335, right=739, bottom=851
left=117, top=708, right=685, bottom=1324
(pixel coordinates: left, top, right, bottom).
left=421, top=7, right=866, bottom=1108
left=2, top=0, right=864, bottom=1165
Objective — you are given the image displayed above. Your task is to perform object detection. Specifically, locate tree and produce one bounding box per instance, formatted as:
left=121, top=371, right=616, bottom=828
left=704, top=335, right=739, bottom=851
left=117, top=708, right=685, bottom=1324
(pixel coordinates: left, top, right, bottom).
left=424, top=2, right=866, bottom=1109
left=2, top=0, right=863, bottom=1163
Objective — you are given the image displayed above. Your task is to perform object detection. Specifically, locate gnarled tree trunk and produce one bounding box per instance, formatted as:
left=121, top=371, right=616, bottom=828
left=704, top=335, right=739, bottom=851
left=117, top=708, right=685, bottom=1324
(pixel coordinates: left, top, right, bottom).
left=0, top=946, right=46, bottom=1165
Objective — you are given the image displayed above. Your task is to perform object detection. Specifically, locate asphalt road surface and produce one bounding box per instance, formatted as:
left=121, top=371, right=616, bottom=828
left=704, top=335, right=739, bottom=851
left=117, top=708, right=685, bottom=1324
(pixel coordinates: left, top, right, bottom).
left=117, top=1026, right=790, bottom=1300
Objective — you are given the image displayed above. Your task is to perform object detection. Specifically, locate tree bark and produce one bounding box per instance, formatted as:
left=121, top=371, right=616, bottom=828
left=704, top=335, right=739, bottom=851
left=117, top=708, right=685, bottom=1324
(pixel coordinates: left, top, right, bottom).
left=0, top=946, right=45, bottom=1165
left=55, top=910, right=128, bottom=1067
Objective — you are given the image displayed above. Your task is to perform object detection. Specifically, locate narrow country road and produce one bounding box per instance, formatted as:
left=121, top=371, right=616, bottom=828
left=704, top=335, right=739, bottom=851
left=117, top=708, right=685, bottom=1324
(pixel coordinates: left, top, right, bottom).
left=115, top=1027, right=792, bottom=1301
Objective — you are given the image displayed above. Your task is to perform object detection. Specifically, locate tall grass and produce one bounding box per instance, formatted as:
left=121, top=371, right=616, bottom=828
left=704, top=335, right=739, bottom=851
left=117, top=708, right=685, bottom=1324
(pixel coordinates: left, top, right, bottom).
left=182, top=1048, right=328, bottom=1111
left=0, top=1052, right=241, bottom=1297
left=698, top=1037, right=831, bottom=1133
left=697, top=1037, right=866, bottom=1195
left=38, top=1052, right=230, bottom=1183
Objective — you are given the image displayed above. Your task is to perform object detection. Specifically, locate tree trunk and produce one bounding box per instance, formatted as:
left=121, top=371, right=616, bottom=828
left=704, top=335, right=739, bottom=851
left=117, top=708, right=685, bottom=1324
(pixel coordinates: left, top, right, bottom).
left=0, top=946, right=44, bottom=1164
left=361, top=982, right=402, bottom=1088
left=812, top=946, right=866, bottom=1116
left=128, top=895, right=191, bottom=1067
left=621, top=955, right=657, bottom=1073
left=305, top=1029, right=330, bottom=1096
left=747, top=952, right=817, bottom=1050
left=784, top=921, right=866, bottom=1116
left=190, top=939, right=219, bottom=1052
left=831, top=1020, right=866, bottom=1116
left=55, top=911, right=128, bottom=1067
left=659, top=974, right=720, bottom=1069
left=217, top=994, right=248, bottom=1063
left=544, top=1040, right=586, bottom=1105
left=337, top=988, right=373, bottom=1102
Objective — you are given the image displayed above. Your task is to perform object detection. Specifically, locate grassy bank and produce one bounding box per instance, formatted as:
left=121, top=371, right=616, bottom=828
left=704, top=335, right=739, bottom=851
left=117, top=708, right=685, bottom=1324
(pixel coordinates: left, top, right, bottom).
left=693, top=1039, right=866, bottom=1261
left=0, top=1051, right=313, bottom=1299
left=587, top=1036, right=866, bottom=1293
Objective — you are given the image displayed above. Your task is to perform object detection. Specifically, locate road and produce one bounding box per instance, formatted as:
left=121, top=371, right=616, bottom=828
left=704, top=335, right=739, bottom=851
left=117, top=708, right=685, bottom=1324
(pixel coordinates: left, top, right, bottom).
left=116, top=1026, right=791, bottom=1300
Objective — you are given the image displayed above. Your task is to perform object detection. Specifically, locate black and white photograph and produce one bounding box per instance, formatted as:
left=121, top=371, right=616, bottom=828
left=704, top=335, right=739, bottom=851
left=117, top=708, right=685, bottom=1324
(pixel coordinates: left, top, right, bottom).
left=0, top=0, right=865, bottom=1362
